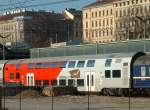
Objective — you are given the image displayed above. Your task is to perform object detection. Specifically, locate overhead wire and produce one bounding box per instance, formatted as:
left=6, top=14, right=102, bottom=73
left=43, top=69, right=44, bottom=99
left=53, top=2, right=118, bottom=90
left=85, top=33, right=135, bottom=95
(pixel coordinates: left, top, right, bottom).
left=0, top=0, right=82, bottom=11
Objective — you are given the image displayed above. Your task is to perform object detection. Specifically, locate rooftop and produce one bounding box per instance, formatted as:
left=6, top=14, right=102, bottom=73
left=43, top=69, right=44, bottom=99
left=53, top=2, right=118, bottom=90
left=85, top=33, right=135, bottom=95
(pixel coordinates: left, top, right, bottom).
left=83, top=0, right=116, bottom=9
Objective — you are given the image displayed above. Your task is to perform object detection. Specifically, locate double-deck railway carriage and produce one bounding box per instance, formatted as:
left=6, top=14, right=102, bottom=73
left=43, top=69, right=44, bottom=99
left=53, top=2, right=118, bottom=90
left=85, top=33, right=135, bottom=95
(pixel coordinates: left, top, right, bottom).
left=2, top=52, right=147, bottom=95
left=133, top=55, right=150, bottom=94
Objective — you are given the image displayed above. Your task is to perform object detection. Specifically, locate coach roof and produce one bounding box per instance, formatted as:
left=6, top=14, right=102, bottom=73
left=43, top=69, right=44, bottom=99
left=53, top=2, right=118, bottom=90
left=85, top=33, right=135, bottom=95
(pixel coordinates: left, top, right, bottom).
left=6, top=52, right=145, bottom=64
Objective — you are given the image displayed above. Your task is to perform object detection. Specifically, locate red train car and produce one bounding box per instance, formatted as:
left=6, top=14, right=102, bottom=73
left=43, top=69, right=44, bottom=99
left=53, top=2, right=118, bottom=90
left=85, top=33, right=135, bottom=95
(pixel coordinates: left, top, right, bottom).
left=4, top=59, right=63, bottom=86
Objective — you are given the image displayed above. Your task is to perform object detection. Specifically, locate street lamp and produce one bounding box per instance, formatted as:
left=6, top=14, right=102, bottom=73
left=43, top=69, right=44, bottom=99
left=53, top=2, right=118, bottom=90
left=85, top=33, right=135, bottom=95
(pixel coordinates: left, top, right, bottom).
left=0, top=34, right=10, bottom=60
left=0, top=33, right=10, bottom=110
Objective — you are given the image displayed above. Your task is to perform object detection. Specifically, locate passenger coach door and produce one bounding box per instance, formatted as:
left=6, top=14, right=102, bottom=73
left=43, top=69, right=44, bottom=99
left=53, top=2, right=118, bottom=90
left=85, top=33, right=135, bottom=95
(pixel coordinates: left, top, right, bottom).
left=27, top=73, right=34, bottom=86
left=86, top=72, right=95, bottom=92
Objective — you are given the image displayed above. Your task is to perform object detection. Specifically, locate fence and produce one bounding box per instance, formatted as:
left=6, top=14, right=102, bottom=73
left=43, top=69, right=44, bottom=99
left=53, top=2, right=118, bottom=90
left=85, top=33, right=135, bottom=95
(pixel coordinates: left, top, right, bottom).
left=30, top=39, right=150, bottom=58
left=1, top=81, right=150, bottom=110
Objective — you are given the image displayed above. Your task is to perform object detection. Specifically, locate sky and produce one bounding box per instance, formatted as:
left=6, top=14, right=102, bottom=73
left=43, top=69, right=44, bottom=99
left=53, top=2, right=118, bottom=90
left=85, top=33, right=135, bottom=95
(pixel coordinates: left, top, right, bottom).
left=0, top=0, right=96, bottom=13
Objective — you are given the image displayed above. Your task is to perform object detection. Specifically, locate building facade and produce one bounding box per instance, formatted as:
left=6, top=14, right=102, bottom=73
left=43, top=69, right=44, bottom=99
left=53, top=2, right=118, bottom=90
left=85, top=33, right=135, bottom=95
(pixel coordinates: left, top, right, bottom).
left=114, top=0, right=150, bottom=41
left=83, top=0, right=115, bottom=43
left=0, top=10, right=75, bottom=48
left=83, top=0, right=150, bottom=43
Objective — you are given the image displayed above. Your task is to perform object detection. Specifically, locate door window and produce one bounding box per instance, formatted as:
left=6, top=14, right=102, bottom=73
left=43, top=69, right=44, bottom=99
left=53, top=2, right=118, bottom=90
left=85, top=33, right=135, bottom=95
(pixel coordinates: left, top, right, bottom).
left=141, top=66, right=146, bottom=77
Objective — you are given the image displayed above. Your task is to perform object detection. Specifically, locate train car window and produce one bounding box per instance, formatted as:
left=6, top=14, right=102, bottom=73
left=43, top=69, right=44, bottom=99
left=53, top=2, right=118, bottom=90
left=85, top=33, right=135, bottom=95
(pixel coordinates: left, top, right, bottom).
left=149, top=67, right=150, bottom=76
left=36, top=63, right=42, bottom=68
left=115, top=59, right=122, bottom=63
left=28, top=63, right=34, bottom=69
left=51, top=62, right=58, bottom=68
left=51, top=80, right=57, bottom=86
left=68, top=79, right=75, bottom=86
left=44, top=63, right=49, bottom=68
left=87, top=60, right=95, bottom=67
left=123, top=62, right=128, bottom=66
left=77, top=61, right=85, bottom=68
left=68, top=61, right=76, bottom=68
left=112, top=70, right=121, bottom=78
left=60, top=61, right=67, bottom=68
left=16, top=73, right=20, bottom=79
left=59, top=79, right=66, bottom=86
left=105, top=70, right=111, bottom=78
left=105, top=59, right=112, bottom=67
left=77, top=79, right=84, bottom=86
left=10, top=73, right=14, bottom=79
left=91, top=75, right=94, bottom=86
left=16, top=64, right=21, bottom=69
left=87, top=75, right=89, bottom=86
left=141, top=66, right=146, bottom=77
left=43, top=80, right=49, bottom=86
left=35, top=80, right=41, bottom=86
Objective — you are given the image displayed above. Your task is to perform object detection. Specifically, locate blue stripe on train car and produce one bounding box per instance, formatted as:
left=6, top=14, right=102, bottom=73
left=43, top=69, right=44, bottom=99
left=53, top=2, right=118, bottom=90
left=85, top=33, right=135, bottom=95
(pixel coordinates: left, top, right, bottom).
left=133, top=65, right=150, bottom=77
left=133, top=79, right=150, bottom=88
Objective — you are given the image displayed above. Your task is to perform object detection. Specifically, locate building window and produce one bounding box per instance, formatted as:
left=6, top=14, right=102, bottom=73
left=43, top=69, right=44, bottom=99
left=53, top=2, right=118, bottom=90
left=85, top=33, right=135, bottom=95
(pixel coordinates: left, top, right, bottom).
left=99, top=30, right=101, bottom=37
left=110, top=9, right=112, bottom=15
left=86, top=13, right=88, bottom=18
left=107, top=19, right=109, bottom=26
left=95, top=11, right=97, bottom=17
left=116, top=11, right=118, bottom=17
left=103, top=20, right=105, bottom=26
left=120, top=10, right=122, bottom=17
left=107, top=10, right=109, bottom=15
left=92, top=12, right=94, bottom=18
left=110, top=19, right=113, bottom=25
left=103, top=10, right=105, bottom=16
left=99, top=20, right=101, bottom=27
left=96, top=21, right=98, bottom=27
left=86, top=22, right=88, bottom=28
left=107, top=30, right=109, bottom=36
left=103, top=30, right=105, bottom=36
left=99, top=11, right=101, bottom=16
left=92, top=21, right=94, bottom=27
